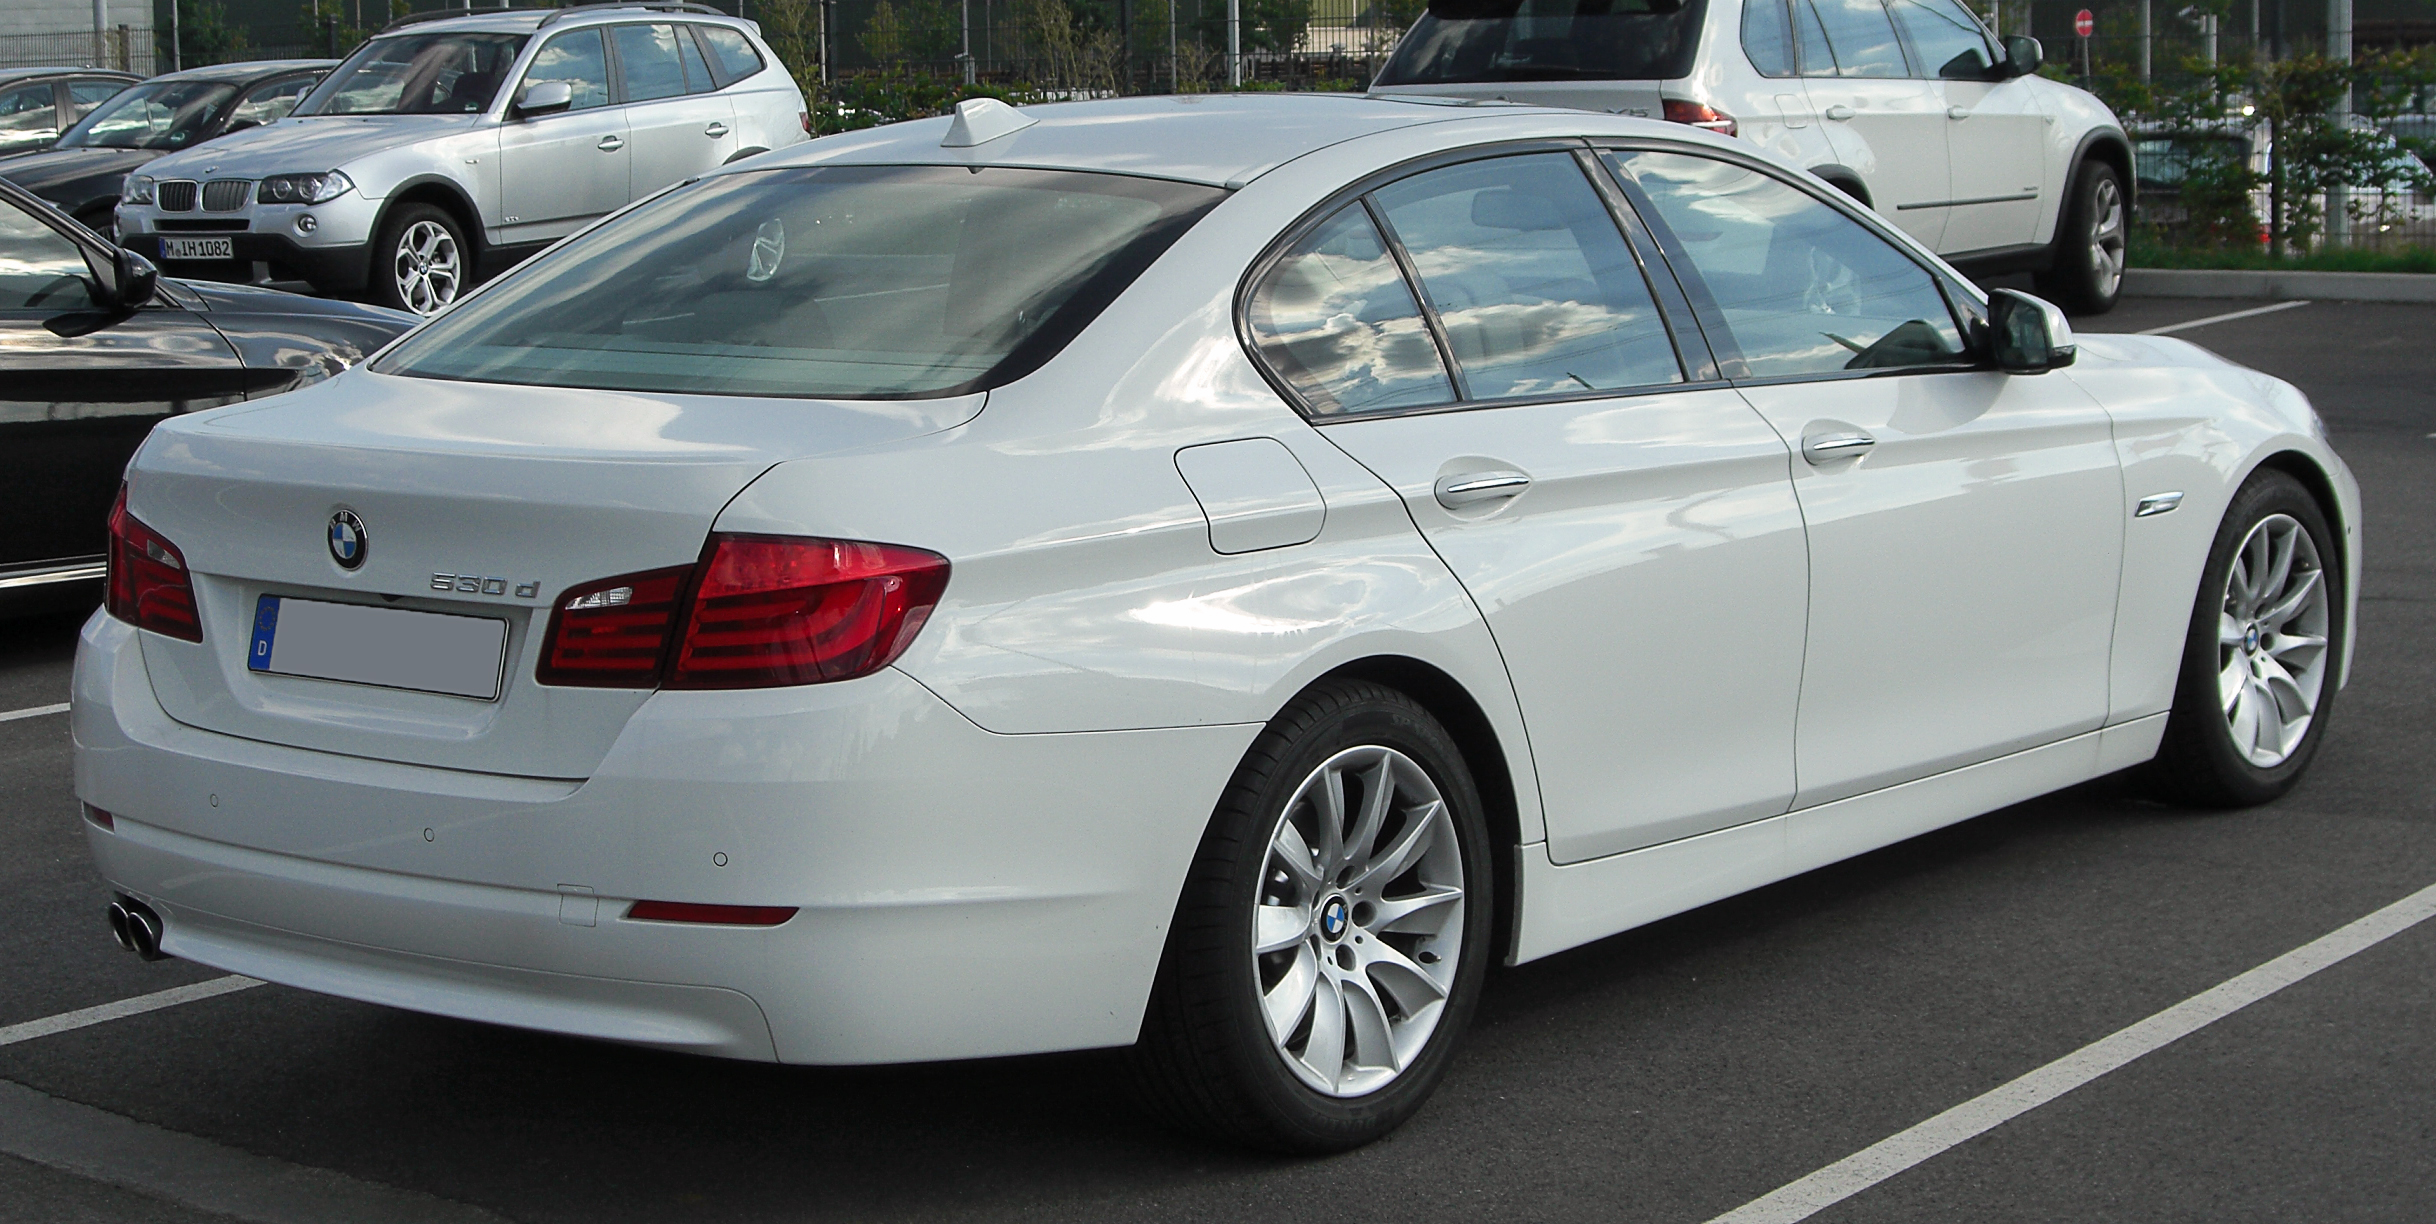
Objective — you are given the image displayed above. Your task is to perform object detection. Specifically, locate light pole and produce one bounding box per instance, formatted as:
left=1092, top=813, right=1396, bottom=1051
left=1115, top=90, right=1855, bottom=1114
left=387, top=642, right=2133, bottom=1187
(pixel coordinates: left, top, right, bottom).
left=1227, top=0, right=1240, bottom=87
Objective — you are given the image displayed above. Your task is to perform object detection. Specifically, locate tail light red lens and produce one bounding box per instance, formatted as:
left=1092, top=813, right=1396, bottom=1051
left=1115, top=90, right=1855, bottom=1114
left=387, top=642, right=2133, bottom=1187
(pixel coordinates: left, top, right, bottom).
left=534, top=535, right=949, bottom=690
left=626, top=900, right=798, bottom=926
left=670, top=535, right=950, bottom=689
left=536, top=565, right=693, bottom=687
left=104, top=487, right=201, bottom=642
left=1662, top=99, right=1738, bottom=137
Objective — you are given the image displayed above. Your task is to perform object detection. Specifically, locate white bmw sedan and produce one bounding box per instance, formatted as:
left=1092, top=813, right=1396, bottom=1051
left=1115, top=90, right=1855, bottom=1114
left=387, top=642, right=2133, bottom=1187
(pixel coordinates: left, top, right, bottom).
left=77, top=93, right=2357, bottom=1152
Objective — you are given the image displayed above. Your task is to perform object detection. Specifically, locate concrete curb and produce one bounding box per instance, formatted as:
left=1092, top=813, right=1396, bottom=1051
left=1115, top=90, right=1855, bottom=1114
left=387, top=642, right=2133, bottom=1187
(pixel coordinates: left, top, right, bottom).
left=2125, top=267, right=2436, bottom=303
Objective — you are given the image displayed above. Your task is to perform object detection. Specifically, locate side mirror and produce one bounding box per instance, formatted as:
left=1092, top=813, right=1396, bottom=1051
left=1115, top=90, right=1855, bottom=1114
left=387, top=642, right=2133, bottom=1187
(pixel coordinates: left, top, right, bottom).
left=81, top=243, right=158, bottom=310
left=1988, top=288, right=2075, bottom=373
left=513, top=80, right=573, bottom=119
left=2002, top=35, right=2044, bottom=78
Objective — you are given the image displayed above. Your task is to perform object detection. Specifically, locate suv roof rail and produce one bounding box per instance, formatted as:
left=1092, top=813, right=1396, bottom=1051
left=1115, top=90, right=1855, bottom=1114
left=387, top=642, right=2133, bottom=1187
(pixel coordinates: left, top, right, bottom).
left=537, top=1, right=730, bottom=28
left=379, top=6, right=559, bottom=33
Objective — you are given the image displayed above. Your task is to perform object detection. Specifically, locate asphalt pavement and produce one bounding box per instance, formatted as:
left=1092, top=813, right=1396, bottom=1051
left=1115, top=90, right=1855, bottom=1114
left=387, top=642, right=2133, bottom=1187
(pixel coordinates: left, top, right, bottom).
left=0, top=294, right=2430, bottom=1223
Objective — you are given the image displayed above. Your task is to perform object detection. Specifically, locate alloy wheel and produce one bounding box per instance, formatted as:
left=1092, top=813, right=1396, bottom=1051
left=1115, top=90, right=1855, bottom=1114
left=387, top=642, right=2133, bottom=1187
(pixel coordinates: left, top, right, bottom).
left=1254, top=745, right=1465, bottom=1098
left=2087, top=175, right=2126, bottom=300
left=392, top=219, right=461, bottom=316
left=2218, top=512, right=2331, bottom=767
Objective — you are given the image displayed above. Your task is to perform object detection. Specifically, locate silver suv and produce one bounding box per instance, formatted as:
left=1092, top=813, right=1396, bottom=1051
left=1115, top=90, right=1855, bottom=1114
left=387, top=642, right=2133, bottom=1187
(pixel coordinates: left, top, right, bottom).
left=113, top=2, right=808, bottom=315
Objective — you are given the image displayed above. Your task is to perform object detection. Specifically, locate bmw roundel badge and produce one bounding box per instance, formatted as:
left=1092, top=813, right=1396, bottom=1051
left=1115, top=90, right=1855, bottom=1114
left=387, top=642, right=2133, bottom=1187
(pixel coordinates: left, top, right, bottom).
left=327, top=510, right=368, bottom=570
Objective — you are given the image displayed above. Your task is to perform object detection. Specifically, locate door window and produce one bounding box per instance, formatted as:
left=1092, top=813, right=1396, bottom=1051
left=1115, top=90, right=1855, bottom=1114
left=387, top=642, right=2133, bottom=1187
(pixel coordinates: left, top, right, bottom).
left=1246, top=204, right=1456, bottom=416
left=1610, top=150, right=1964, bottom=378
left=676, top=27, right=717, bottom=93
left=1373, top=153, right=1681, bottom=399
left=612, top=24, right=690, bottom=103
left=693, top=26, right=765, bottom=88
left=1803, top=0, right=1909, bottom=77
left=1888, top=0, right=1996, bottom=78
left=68, top=79, right=127, bottom=117
left=1794, top=0, right=1837, bottom=74
left=1743, top=0, right=1796, bottom=77
left=0, top=200, right=97, bottom=311
left=526, top=30, right=612, bottom=110
left=0, top=83, right=59, bottom=153
left=227, top=76, right=314, bottom=130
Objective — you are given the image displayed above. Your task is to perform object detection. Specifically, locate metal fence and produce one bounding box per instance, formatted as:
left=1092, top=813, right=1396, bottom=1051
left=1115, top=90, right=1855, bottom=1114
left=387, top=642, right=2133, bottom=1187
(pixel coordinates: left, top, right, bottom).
left=0, top=27, right=155, bottom=72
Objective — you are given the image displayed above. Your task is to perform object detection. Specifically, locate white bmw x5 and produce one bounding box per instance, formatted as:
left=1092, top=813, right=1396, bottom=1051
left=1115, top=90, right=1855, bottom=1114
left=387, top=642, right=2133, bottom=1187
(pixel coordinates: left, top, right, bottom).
left=79, top=94, right=2355, bottom=1152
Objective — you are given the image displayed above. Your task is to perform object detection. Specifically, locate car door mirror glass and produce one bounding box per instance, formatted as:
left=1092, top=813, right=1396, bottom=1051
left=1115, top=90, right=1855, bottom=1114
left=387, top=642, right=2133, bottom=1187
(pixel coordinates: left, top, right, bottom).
left=515, top=79, right=575, bottom=119
left=2002, top=34, right=2043, bottom=77
left=1987, top=288, right=2074, bottom=373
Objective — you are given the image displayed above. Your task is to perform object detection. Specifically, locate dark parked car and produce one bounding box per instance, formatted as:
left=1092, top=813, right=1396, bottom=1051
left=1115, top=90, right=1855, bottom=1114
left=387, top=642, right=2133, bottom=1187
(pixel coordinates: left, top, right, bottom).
left=0, top=61, right=333, bottom=240
left=0, top=67, right=141, bottom=158
left=0, top=177, right=412, bottom=611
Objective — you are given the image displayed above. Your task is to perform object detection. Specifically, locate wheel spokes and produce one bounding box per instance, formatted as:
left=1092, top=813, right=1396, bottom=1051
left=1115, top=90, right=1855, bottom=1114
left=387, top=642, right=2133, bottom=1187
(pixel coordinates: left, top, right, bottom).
left=1300, top=977, right=1348, bottom=1088
left=1255, top=903, right=1309, bottom=954
left=1368, top=883, right=1462, bottom=933
left=2260, top=568, right=2321, bottom=629
left=1262, top=942, right=1319, bottom=1041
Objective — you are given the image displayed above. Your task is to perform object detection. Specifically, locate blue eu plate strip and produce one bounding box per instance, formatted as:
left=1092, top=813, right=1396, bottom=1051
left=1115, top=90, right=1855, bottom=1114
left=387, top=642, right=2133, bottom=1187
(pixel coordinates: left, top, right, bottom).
left=247, top=595, right=281, bottom=673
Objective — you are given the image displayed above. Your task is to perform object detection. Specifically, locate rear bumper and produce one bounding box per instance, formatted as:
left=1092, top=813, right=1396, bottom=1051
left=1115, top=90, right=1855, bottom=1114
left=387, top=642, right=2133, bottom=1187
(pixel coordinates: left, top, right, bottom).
left=74, top=612, right=1258, bottom=1064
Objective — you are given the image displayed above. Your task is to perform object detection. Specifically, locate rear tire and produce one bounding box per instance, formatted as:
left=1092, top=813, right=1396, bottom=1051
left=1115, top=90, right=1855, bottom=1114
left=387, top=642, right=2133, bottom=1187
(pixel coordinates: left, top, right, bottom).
left=2146, top=469, right=2345, bottom=807
left=1129, top=679, right=1493, bottom=1153
left=2034, top=160, right=2127, bottom=315
left=368, top=203, right=467, bottom=316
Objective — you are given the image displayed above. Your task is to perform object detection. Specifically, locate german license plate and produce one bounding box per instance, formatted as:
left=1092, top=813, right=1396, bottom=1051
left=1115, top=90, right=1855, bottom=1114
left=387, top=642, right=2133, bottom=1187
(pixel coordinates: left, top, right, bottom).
left=247, top=595, right=509, bottom=701
left=160, top=237, right=234, bottom=260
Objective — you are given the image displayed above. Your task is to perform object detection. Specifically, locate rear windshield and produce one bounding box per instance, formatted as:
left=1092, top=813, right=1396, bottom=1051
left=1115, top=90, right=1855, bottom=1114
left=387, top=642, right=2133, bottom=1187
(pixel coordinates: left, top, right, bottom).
left=1374, top=0, right=1710, bottom=85
left=298, top=32, right=529, bottom=116
left=376, top=165, right=1225, bottom=400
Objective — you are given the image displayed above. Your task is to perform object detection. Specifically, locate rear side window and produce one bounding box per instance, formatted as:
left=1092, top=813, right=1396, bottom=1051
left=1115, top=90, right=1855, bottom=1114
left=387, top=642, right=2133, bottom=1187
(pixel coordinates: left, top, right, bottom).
left=693, top=25, right=765, bottom=87
left=1743, top=0, right=1795, bottom=76
left=1804, top=0, right=1908, bottom=77
left=0, top=83, right=59, bottom=154
left=377, top=165, right=1222, bottom=399
left=613, top=24, right=690, bottom=103
left=1375, top=0, right=1711, bottom=86
left=1247, top=205, right=1457, bottom=416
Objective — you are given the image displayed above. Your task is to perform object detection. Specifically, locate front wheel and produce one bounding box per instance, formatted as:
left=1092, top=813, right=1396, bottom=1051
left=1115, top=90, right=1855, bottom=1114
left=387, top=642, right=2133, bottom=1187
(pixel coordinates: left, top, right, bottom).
left=368, top=203, right=466, bottom=316
left=1129, top=679, right=1494, bottom=1153
left=2035, top=160, right=2127, bottom=315
left=2147, top=469, right=2345, bottom=807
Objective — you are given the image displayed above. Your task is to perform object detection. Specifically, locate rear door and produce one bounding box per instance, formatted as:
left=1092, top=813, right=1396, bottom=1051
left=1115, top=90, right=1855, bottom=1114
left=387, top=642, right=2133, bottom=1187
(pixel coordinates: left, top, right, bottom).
left=1798, top=0, right=1952, bottom=248
left=1268, top=148, right=1810, bottom=864
left=608, top=22, right=737, bottom=197
left=497, top=27, right=629, bottom=244
left=1888, top=0, right=2046, bottom=253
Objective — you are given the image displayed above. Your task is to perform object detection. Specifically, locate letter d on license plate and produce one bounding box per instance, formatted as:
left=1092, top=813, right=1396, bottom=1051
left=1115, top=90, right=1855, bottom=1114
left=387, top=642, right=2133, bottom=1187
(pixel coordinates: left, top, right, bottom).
left=248, top=595, right=509, bottom=700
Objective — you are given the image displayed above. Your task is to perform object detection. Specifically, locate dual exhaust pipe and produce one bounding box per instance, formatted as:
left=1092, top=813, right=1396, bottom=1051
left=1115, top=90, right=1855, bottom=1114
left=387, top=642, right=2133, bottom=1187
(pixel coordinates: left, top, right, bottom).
left=106, top=895, right=167, bottom=961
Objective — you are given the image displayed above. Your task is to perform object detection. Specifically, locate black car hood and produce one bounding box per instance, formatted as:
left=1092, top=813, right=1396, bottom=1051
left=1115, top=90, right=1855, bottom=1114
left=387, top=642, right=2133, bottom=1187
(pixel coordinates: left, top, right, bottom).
left=174, top=280, right=417, bottom=386
left=183, top=279, right=414, bottom=326
left=0, top=146, right=156, bottom=198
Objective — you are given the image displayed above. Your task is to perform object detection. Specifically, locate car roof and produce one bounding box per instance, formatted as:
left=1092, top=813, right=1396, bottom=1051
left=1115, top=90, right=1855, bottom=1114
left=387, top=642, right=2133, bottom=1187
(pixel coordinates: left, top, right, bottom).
left=148, top=59, right=336, bottom=84
left=372, top=3, right=757, bottom=37
left=0, top=67, right=142, bottom=84
left=746, top=92, right=1582, bottom=189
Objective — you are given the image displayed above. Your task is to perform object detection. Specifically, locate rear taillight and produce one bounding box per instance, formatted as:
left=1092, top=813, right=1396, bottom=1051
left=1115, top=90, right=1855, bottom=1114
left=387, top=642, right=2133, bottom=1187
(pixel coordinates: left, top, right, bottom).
left=1662, top=99, right=1738, bottom=137
left=799, top=109, right=811, bottom=134
left=535, top=565, right=693, bottom=687
left=534, top=535, right=949, bottom=690
left=670, top=535, right=950, bottom=689
left=104, top=486, right=201, bottom=642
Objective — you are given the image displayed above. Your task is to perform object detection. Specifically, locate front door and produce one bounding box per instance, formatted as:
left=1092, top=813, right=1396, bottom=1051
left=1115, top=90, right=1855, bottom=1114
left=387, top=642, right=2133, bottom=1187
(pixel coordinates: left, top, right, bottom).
left=1253, top=150, right=1809, bottom=864
left=607, top=23, right=738, bottom=198
left=1797, top=0, right=1952, bottom=249
left=1612, top=148, right=2122, bottom=808
left=1887, top=0, right=2048, bottom=253
left=497, top=27, right=628, bottom=245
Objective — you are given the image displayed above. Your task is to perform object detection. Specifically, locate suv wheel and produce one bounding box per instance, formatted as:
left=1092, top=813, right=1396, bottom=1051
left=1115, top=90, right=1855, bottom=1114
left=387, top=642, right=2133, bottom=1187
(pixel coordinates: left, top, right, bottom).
left=372, top=203, right=466, bottom=316
left=75, top=204, right=116, bottom=243
left=2034, top=161, right=2127, bottom=315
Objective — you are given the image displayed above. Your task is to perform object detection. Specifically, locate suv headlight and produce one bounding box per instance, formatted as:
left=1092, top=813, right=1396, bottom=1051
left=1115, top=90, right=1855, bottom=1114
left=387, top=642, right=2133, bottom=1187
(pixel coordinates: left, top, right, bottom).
left=256, top=171, right=353, bottom=205
left=123, top=174, right=155, bottom=205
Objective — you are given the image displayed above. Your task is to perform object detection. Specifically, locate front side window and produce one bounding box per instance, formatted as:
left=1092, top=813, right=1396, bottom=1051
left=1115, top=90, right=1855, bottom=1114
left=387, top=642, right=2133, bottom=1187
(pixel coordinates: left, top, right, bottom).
left=1803, top=0, right=1908, bottom=77
left=1247, top=204, right=1457, bottom=416
left=0, top=83, right=59, bottom=154
left=1611, top=150, right=1964, bottom=377
left=1373, top=153, right=1681, bottom=398
left=526, top=30, right=612, bottom=110
left=1743, top=0, right=1796, bottom=76
left=1888, top=0, right=1995, bottom=78
left=377, top=165, right=1222, bottom=399
left=69, top=80, right=127, bottom=116
left=613, top=24, right=690, bottom=103
left=1376, top=0, right=1712, bottom=86
left=57, top=81, right=237, bottom=150
left=227, top=76, right=316, bottom=129
left=300, top=32, right=529, bottom=116
left=0, top=200, right=97, bottom=312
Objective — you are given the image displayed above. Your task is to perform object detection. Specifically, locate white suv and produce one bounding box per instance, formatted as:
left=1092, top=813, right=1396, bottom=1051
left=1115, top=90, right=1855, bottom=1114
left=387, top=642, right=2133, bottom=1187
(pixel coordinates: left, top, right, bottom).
left=113, top=2, right=808, bottom=315
left=1370, top=0, right=2134, bottom=312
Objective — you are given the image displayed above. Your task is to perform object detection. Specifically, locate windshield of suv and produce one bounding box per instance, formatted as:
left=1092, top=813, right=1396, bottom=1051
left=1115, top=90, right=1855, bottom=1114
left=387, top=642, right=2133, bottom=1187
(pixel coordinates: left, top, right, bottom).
left=1375, top=0, right=1710, bottom=85
left=377, top=165, right=1226, bottom=399
left=297, top=31, right=528, bottom=116
left=56, top=80, right=238, bottom=150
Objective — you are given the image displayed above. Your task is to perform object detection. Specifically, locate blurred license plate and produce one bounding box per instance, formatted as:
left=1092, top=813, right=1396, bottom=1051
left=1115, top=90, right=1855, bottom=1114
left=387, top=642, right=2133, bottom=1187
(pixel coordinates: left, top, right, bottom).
left=161, top=237, right=234, bottom=259
left=247, top=595, right=508, bottom=701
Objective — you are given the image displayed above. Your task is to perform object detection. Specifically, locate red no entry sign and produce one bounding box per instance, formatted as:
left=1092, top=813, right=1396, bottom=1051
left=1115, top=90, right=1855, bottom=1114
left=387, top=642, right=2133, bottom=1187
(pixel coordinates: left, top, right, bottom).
left=2074, top=8, right=2095, bottom=36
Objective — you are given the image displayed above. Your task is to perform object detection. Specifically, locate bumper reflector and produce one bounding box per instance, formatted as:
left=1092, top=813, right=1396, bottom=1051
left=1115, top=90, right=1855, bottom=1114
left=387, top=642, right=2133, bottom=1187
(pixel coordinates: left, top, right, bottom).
left=82, top=804, right=114, bottom=830
left=624, top=901, right=798, bottom=926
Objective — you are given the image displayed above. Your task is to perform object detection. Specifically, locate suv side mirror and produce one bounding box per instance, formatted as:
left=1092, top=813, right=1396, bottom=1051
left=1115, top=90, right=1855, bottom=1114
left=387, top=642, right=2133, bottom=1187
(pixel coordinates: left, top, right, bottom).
left=1988, top=288, right=2075, bottom=373
left=514, top=80, right=573, bottom=119
left=2002, top=35, right=2044, bottom=78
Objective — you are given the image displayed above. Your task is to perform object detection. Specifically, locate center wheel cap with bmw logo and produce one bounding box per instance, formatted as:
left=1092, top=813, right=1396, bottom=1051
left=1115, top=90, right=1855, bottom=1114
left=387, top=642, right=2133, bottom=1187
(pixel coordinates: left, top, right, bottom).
left=327, top=510, right=368, bottom=569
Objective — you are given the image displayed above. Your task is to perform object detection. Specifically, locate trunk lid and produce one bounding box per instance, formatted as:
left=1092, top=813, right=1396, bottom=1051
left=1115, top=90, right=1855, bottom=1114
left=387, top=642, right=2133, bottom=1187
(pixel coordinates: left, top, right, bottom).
left=126, top=369, right=981, bottom=778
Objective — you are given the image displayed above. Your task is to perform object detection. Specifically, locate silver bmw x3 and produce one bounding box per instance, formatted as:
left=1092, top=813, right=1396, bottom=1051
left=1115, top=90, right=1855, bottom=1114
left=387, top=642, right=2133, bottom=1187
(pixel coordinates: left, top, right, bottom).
left=113, top=1, right=808, bottom=315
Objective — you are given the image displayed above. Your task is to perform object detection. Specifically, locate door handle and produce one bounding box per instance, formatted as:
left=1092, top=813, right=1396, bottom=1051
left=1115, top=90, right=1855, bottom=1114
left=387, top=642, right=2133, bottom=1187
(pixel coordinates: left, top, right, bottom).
left=1802, top=430, right=1876, bottom=464
left=1947, top=105, right=1971, bottom=120
left=705, top=121, right=730, bottom=137
left=1433, top=470, right=1532, bottom=509
left=1823, top=104, right=1855, bottom=121
left=596, top=134, right=624, bottom=151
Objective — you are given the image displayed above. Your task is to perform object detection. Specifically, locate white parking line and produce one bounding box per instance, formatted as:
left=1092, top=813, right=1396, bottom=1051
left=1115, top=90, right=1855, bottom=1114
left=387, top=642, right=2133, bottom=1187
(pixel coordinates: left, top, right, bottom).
left=2137, top=300, right=2311, bottom=335
left=0, top=976, right=261, bottom=1048
left=0, top=701, right=70, bottom=724
left=1706, top=880, right=2436, bottom=1224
